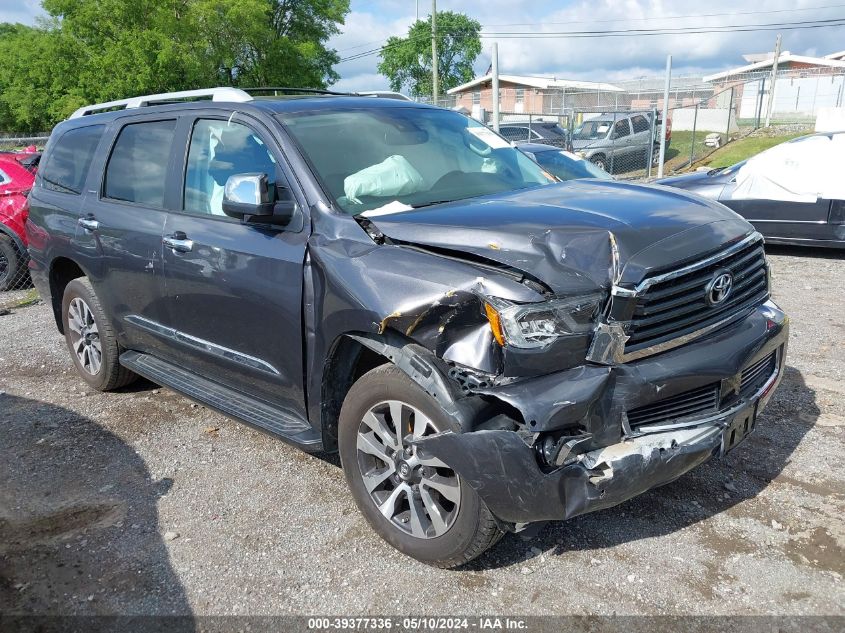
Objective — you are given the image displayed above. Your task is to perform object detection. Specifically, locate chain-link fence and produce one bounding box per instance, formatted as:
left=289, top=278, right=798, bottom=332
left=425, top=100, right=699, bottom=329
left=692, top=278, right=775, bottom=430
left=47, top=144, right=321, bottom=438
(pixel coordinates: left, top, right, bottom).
left=0, top=135, right=47, bottom=294
left=426, top=65, right=841, bottom=179
left=0, top=232, right=32, bottom=294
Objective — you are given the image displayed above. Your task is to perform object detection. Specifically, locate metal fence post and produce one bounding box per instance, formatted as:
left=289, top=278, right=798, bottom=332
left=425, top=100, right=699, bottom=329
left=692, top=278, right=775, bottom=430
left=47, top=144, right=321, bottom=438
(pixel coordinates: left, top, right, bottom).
left=647, top=108, right=657, bottom=179
left=755, top=77, right=765, bottom=130
left=657, top=55, right=672, bottom=179
left=690, top=103, right=698, bottom=167
left=609, top=111, right=617, bottom=175
left=491, top=41, right=500, bottom=132
left=726, top=86, right=734, bottom=143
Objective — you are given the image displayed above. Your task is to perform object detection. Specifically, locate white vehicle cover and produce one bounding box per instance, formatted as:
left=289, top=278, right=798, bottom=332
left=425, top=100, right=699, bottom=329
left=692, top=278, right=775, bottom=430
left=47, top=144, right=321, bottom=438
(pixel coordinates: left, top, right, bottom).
left=730, top=133, right=845, bottom=202
left=344, top=155, right=424, bottom=204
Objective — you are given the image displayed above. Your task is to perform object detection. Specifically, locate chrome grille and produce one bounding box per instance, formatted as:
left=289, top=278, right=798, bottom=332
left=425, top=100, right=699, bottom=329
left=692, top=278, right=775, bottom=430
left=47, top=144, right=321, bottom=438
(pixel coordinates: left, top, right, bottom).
left=626, top=237, right=769, bottom=352
left=627, top=383, right=719, bottom=429
left=740, top=351, right=778, bottom=398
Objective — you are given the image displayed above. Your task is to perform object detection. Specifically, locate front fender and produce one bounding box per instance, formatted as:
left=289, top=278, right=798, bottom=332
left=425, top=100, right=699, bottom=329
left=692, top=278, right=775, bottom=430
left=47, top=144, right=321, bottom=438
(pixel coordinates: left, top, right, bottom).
left=303, top=224, right=544, bottom=432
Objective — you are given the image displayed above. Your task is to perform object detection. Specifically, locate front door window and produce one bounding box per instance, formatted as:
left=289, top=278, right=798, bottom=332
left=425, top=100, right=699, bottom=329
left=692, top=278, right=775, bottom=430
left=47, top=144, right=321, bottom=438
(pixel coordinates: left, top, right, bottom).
left=183, top=120, right=278, bottom=216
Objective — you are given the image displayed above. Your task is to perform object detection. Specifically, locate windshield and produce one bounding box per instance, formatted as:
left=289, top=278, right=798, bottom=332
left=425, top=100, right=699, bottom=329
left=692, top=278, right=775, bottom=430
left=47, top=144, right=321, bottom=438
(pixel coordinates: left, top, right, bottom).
left=573, top=120, right=611, bottom=141
left=278, top=107, right=555, bottom=214
left=533, top=150, right=612, bottom=181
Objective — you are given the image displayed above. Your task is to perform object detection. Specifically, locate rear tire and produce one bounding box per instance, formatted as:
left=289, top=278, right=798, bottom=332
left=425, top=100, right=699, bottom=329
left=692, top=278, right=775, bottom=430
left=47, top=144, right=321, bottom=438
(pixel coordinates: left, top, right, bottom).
left=338, top=364, right=503, bottom=568
left=651, top=144, right=661, bottom=167
left=61, top=277, right=137, bottom=391
left=0, top=235, right=24, bottom=291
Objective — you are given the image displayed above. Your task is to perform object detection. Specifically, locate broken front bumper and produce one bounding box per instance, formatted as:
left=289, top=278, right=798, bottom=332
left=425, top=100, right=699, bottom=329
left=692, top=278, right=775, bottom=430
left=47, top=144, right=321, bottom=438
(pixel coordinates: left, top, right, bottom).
left=416, top=300, right=788, bottom=525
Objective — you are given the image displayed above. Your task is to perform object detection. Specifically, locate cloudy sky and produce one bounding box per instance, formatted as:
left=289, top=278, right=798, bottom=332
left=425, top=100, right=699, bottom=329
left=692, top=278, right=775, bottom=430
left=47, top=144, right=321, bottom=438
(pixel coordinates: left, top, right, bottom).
left=3, top=0, right=844, bottom=90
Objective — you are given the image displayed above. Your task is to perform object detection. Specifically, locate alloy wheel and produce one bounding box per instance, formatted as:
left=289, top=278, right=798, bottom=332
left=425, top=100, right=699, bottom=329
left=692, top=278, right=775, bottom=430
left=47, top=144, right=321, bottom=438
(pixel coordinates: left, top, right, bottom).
left=67, top=297, right=102, bottom=375
left=356, top=400, right=461, bottom=539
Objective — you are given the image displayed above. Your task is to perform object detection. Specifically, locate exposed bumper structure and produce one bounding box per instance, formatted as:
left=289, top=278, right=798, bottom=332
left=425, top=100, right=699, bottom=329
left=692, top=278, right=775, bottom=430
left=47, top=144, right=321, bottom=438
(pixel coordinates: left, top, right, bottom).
left=415, top=300, right=789, bottom=525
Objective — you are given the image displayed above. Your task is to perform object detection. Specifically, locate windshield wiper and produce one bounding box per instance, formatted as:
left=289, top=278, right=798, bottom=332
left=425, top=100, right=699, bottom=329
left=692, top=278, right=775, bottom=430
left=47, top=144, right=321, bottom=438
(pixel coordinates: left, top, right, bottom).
left=412, top=199, right=456, bottom=209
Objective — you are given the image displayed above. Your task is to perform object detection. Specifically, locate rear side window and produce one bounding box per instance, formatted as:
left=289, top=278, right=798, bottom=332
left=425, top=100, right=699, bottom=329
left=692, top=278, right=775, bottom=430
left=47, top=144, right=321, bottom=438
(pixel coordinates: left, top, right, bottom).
left=104, top=120, right=176, bottom=207
left=631, top=115, right=650, bottom=133
left=39, top=125, right=104, bottom=194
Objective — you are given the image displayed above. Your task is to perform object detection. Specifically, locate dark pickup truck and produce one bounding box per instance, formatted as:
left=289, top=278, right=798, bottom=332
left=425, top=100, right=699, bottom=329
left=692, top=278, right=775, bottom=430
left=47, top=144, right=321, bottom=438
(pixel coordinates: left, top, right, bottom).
left=26, top=88, right=788, bottom=568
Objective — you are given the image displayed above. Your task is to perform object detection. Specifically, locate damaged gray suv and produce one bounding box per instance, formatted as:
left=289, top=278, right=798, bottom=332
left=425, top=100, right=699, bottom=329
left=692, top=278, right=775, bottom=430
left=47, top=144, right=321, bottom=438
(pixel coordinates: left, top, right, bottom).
left=27, top=88, right=788, bottom=568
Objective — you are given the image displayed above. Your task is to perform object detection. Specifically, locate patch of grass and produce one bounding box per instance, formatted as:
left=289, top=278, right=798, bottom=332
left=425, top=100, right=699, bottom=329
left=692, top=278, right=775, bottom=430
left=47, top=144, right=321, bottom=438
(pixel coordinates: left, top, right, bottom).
left=661, top=130, right=738, bottom=173
left=1, top=289, right=40, bottom=312
left=702, top=133, right=805, bottom=168
left=14, top=289, right=40, bottom=308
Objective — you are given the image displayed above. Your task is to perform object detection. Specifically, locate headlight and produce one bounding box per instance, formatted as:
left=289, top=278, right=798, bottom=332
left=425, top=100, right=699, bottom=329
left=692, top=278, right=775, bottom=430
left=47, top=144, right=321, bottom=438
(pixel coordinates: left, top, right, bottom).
left=484, top=294, right=604, bottom=349
left=576, top=151, right=586, bottom=158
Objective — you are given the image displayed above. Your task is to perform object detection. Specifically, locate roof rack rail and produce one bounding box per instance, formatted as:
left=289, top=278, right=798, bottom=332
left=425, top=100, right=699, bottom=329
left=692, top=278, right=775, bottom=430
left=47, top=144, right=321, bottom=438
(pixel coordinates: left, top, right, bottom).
left=241, top=86, right=356, bottom=96
left=68, top=87, right=253, bottom=119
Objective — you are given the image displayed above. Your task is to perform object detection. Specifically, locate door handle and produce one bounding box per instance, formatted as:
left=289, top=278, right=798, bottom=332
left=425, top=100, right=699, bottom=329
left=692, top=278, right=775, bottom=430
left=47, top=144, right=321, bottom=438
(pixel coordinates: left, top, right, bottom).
left=163, top=231, right=194, bottom=253
left=78, top=216, right=100, bottom=232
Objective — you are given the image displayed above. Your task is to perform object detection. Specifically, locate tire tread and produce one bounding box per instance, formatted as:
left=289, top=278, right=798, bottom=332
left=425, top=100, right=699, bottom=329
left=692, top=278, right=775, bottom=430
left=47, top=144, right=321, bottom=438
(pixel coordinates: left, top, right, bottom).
left=435, top=501, right=504, bottom=569
left=340, top=363, right=504, bottom=569
left=64, top=277, right=137, bottom=391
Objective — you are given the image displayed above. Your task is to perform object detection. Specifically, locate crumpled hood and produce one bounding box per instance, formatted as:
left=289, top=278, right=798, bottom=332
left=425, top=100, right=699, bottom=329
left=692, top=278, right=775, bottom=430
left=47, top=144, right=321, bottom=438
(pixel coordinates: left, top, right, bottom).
left=371, top=180, right=753, bottom=295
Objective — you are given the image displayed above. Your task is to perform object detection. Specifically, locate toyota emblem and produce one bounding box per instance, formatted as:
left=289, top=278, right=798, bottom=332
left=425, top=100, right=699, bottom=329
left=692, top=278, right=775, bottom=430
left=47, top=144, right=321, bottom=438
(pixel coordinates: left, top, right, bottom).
left=706, top=271, right=733, bottom=305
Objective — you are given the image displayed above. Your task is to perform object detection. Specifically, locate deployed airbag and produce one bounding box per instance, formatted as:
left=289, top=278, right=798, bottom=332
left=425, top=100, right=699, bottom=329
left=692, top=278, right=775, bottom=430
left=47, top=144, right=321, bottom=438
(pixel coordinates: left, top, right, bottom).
left=344, top=155, right=425, bottom=204
left=731, top=132, right=845, bottom=202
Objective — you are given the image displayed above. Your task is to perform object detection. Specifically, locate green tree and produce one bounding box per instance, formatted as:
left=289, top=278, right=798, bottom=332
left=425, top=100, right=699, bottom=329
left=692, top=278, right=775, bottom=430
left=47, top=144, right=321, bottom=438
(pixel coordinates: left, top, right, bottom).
left=189, top=0, right=349, bottom=88
left=0, top=0, right=350, bottom=132
left=377, top=11, right=481, bottom=98
left=0, top=22, right=84, bottom=131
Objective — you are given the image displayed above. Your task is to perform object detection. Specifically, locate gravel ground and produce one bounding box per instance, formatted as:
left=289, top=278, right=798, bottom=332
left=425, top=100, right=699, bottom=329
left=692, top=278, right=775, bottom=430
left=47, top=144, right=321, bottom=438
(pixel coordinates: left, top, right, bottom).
left=0, top=246, right=843, bottom=617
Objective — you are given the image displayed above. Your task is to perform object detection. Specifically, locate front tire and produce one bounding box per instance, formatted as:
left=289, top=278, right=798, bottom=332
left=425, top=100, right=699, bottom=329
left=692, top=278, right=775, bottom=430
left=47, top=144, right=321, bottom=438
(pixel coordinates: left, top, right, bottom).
left=338, top=364, right=503, bottom=568
left=61, top=277, right=137, bottom=391
left=590, top=155, right=608, bottom=172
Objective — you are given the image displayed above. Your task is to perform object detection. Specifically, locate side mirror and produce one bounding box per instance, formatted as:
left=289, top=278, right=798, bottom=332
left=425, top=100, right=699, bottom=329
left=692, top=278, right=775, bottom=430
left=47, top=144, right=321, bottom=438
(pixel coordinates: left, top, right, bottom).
left=222, top=173, right=299, bottom=227
left=222, top=173, right=274, bottom=219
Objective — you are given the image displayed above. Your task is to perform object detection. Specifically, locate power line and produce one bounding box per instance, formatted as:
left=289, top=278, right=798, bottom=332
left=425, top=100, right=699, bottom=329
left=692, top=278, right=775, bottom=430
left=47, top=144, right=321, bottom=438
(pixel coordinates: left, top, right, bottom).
left=336, top=17, right=845, bottom=64
left=335, top=3, right=845, bottom=54
left=481, top=18, right=845, bottom=37
left=482, top=3, right=845, bottom=27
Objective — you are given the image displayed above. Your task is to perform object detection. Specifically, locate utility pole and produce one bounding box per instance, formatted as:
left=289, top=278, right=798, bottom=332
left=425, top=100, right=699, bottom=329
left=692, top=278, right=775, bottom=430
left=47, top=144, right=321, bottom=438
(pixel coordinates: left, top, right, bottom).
left=491, top=42, right=500, bottom=131
left=764, top=34, right=782, bottom=127
left=416, top=0, right=419, bottom=22
left=431, top=0, right=438, bottom=104
left=657, top=54, right=672, bottom=179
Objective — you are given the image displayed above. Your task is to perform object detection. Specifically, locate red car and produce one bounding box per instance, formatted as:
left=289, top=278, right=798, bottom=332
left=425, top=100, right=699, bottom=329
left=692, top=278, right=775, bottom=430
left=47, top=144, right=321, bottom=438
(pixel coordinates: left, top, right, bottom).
left=0, top=151, right=37, bottom=290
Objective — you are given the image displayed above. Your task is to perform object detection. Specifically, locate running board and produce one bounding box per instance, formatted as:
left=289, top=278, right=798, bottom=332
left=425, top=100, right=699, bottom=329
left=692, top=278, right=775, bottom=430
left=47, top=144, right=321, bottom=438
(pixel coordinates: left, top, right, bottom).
left=120, top=351, right=322, bottom=451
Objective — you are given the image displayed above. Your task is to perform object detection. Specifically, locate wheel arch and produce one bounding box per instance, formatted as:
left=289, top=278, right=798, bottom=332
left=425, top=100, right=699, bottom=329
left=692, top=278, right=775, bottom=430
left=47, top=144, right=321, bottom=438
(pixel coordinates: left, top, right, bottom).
left=318, top=329, right=471, bottom=453
left=48, top=257, right=88, bottom=333
left=319, top=333, right=390, bottom=452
